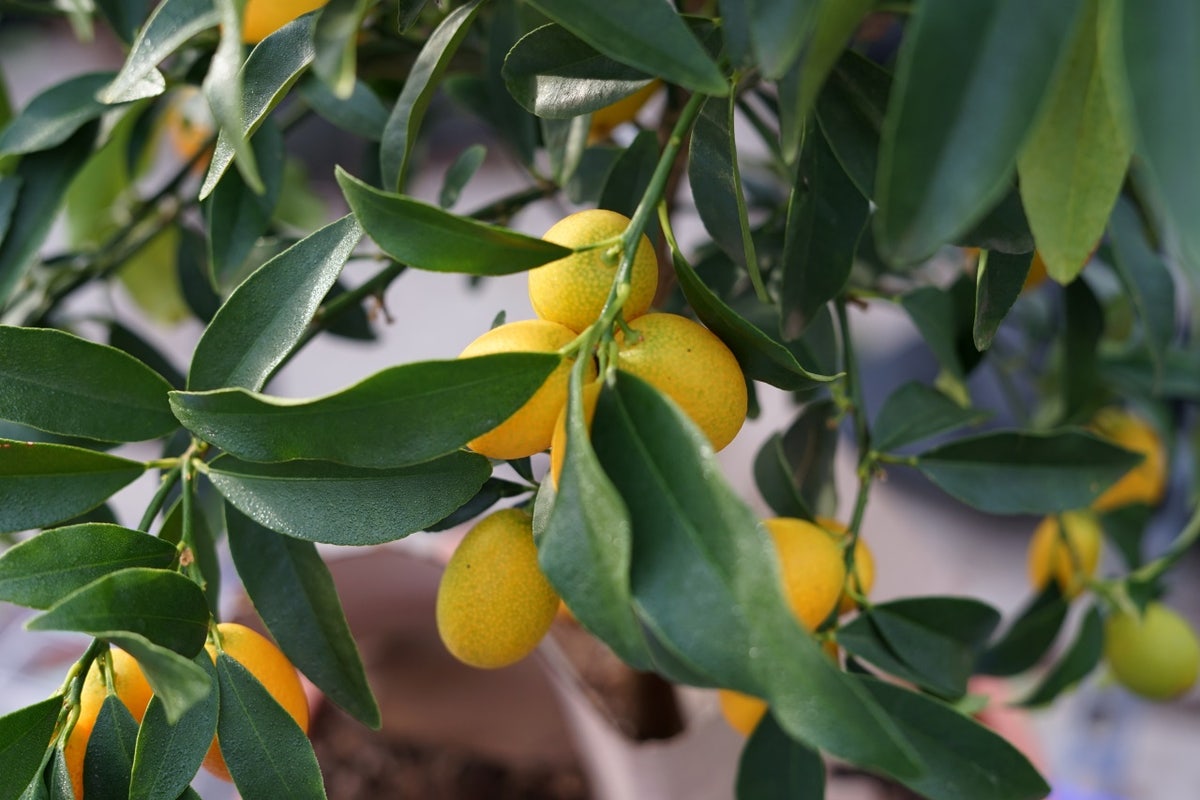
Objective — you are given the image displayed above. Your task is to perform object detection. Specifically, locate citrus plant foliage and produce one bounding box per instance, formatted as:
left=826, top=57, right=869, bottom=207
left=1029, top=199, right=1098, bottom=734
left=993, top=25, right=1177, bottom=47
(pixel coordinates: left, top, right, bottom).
left=0, top=1, right=1199, bottom=798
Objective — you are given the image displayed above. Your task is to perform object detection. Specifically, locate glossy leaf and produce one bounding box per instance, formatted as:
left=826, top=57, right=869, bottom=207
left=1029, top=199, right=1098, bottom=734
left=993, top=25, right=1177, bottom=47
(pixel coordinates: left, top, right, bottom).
left=440, top=144, right=486, bottom=209
left=1018, top=605, right=1103, bottom=707
left=380, top=0, right=482, bottom=190
left=205, top=452, right=490, bottom=545
left=107, top=633, right=212, bottom=724
left=753, top=399, right=838, bottom=520
left=227, top=507, right=380, bottom=727
left=83, top=696, right=138, bottom=800
left=337, top=167, right=569, bottom=274
left=0, top=326, right=176, bottom=442
left=857, top=677, right=1051, bottom=800
left=746, top=0, right=816, bottom=79
left=296, top=75, right=388, bottom=141
left=1018, top=0, right=1130, bottom=282
left=0, top=697, right=62, bottom=800
left=204, top=0, right=261, bottom=194
left=312, top=0, right=372, bottom=98
left=129, top=655, right=218, bottom=800
left=503, top=22, right=653, bottom=118
left=27, top=568, right=210, bottom=656
left=0, top=72, right=122, bottom=157
left=973, top=250, right=1033, bottom=351
left=916, top=430, right=1142, bottom=514
left=189, top=214, right=363, bottom=391
left=98, top=0, right=218, bottom=103
left=1061, top=278, right=1103, bottom=424
left=815, top=52, right=891, bottom=200
left=735, top=713, right=825, bottom=800
left=175, top=353, right=558, bottom=467
left=542, top=115, right=589, bottom=186
left=0, top=440, right=145, bottom=534
left=528, top=0, right=726, bottom=95
left=597, top=129, right=658, bottom=218
left=199, top=15, right=317, bottom=199
left=215, top=654, right=326, bottom=800
left=690, top=96, right=756, bottom=273
left=481, top=0, right=538, bottom=166
left=875, top=0, right=1084, bottom=265
left=977, top=585, right=1070, bottom=677
left=1122, top=0, right=1200, bottom=275
left=106, top=321, right=185, bottom=390
left=0, top=523, right=176, bottom=609
left=873, top=383, right=990, bottom=454
left=1107, top=198, right=1175, bottom=385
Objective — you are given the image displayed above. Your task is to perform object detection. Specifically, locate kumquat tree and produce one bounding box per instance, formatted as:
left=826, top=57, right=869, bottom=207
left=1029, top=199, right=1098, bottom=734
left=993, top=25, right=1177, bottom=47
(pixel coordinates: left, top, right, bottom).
left=0, top=1, right=1198, bottom=798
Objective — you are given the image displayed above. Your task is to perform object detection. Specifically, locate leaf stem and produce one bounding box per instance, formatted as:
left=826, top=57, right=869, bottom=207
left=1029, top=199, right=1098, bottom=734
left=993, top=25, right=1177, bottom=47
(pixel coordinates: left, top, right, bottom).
left=139, top=462, right=184, bottom=533
left=1130, top=502, right=1200, bottom=585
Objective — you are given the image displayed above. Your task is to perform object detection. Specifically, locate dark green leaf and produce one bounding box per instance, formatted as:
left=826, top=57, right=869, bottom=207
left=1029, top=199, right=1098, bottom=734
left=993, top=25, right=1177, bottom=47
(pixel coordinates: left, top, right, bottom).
left=1107, top=197, right=1175, bottom=385
left=0, top=122, right=99, bottom=307
left=189, top=215, right=363, bottom=391
left=198, top=14, right=317, bottom=199
left=746, top=0, right=816, bottom=79
left=0, top=523, right=176, bottom=609
left=836, top=614, right=934, bottom=691
left=1100, top=504, right=1153, bottom=571
left=0, top=697, right=62, bottom=800
left=397, top=0, right=427, bottom=31
left=856, top=676, right=1051, bottom=800
left=873, top=382, right=990, bottom=453
left=107, top=321, right=185, bottom=390
left=1122, top=0, right=1200, bottom=275
left=312, top=0, right=371, bottom=98
left=973, top=250, right=1033, bottom=351
left=337, top=167, right=570, bottom=274
left=900, top=276, right=983, bottom=384
left=875, top=0, right=1084, bottom=265
left=296, top=75, right=388, bottom=141
left=205, top=452, right=489, bottom=546
left=227, top=507, right=379, bottom=727
left=690, top=96, right=756, bottom=273
left=735, top=713, right=825, bottom=800
left=129, top=655, right=218, bottom=800
left=28, top=568, right=209, bottom=656
left=0, top=440, right=144, bottom=534
left=815, top=51, right=891, bottom=200
left=215, top=654, right=326, bottom=800
left=203, top=0, right=261, bottom=194
left=83, top=696, right=139, bottom=800
left=752, top=399, right=838, bottom=520
left=542, top=115, right=589, bottom=186
left=95, top=0, right=146, bottom=43
left=1060, top=278, right=1103, bottom=424
left=175, top=353, right=559, bottom=467
left=481, top=0, right=538, bottom=166
left=954, top=185, right=1035, bottom=255
left=98, top=0, right=218, bottom=103
left=380, top=0, right=482, bottom=190
left=916, top=430, right=1143, bottom=514
left=0, top=326, right=176, bottom=442
left=107, top=634, right=212, bottom=724
left=0, top=179, right=19, bottom=246
left=528, top=0, right=726, bottom=95
left=977, top=585, right=1069, bottom=676
left=597, top=129, right=657, bottom=217
left=1018, top=606, right=1103, bottom=707
left=1099, top=348, right=1200, bottom=401
left=427, top=477, right=527, bottom=532
left=0, top=72, right=123, bottom=157
left=48, top=742, right=71, bottom=800
left=439, top=144, right=486, bottom=209
left=158, top=498, right=221, bottom=615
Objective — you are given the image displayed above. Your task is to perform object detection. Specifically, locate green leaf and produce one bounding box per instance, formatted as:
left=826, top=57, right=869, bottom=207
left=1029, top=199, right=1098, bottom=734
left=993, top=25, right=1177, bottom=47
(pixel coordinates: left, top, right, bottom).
left=107, top=321, right=185, bottom=390
left=1099, top=348, right=1200, bottom=402
left=108, top=634, right=212, bottom=724
left=0, top=440, right=145, bottom=534
left=0, top=326, right=176, bottom=442
left=746, top=0, right=817, bottom=79
left=597, top=129, right=658, bottom=217
left=815, top=51, right=892, bottom=200
left=205, top=117, right=284, bottom=291
left=129, top=655, right=218, bottom=800
left=528, top=0, right=726, bottom=95
left=502, top=22, right=653, bottom=118
left=0, top=179, right=19, bottom=246
left=671, top=243, right=837, bottom=390
left=312, top=0, right=371, bottom=99
left=782, top=122, right=868, bottom=328
left=439, top=144, right=486, bottom=209
left=28, top=568, right=209, bottom=656
left=875, top=0, right=1084, bottom=265
left=1017, top=605, right=1103, bottom=707
left=0, top=697, right=62, bottom=800
left=215, top=654, right=326, bottom=800
left=1122, top=0, right=1200, bottom=275
left=900, top=276, right=983, bottom=384
left=175, top=353, right=559, bottom=467
left=296, top=75, right=388, bottom=141
left=203, top=0, right=261, bottom=195
left=752, top=399, right=838, bottom=520
left=95, top=0, right=146, bottom=43
left=1060, top=278, right=1103, bottom=424
left=189, top=214, right=363, bottom=391
left=735, top=713, right=825, bottom=800
left=873, top=383, right=990, bottom=454
left=157, top=498, right=221, bottom=615
left=198, top=14, right=317, bottom=200
left=973, top=250, right=1033, bottom=351
left=1017, top=0, right=1130, bottom=282
left=856, top=676, right=1051, bottom=800
left=380, top=0, right=482, bottom=190
left=690, top=96, right=756, bottom=274
left=977, top=585, right=1070, bottom=676
left=955, top=185, right=1035, bottom=255
left=542, top=115, right=589, bottom=186
left=98, top=0, right=218, bottom=104
left=205, top=452, right=489, bottom=546
left=227, top=507, right=380, bottom=727
left=480, top=0, right=538, bottom=166
left=1107, top=198, right=1175, bottom=386
left=915, top=430, right=1142, bottom=514
left=0, top=122, right=99, bottom=308
left=0, top=72, right=123, bottom=157
left=0, top=523, right=176, bottom=609
left=337, top=167, right=570, bottom=274
left=83, top=695, right=139, bottom=800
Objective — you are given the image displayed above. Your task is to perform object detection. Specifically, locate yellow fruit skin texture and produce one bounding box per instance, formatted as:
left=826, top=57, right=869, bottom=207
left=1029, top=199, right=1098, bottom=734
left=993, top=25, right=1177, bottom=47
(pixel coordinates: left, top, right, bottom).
left=764, top=518, right=847, bottom=631
left=437, top=509, right=561, bottom=669
left=1104, top=603, right=1200, bottom=701
left=1027, top=511, right=1102, bottom=599
left=549, top=380, right=602, bottom=487
left=242, top=0, right=328, bottom=43
left=616, top=313, right=747, bottom=451
left=588, top=81, right=661, bottom=141
left=1090, top=408, right=1167, bottom=511
left=65, top=649, right=154, bottom=799
left=816, top=517, right=875, bottom=614
left=203, top=623, right=310, bottom=782
left=458, top=319, right=590, bottom=460
left=528, top=210, right=659, bottom=333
